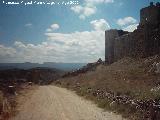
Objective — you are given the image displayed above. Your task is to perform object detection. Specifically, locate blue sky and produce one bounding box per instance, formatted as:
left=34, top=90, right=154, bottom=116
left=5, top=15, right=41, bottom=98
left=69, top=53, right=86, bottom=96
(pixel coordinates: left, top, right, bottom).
left=0, top=0, right=159, bottom=63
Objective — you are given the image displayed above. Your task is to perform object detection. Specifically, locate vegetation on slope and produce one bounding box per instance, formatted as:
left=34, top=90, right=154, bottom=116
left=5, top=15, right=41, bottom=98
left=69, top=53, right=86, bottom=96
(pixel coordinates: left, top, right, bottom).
left=57, top=56, right=160, bottom=120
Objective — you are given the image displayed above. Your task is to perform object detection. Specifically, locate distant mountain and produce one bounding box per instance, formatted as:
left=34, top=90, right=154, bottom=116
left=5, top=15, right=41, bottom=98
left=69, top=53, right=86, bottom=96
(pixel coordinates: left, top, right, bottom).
left=0, top=62, right=87, bottom=71
left=42, top=62, right=87, bottom=71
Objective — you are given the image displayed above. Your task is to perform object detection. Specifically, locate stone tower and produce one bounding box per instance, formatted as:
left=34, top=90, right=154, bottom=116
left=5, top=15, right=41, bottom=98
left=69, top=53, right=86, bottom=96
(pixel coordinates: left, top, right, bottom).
left=140, top=2, right=160, bottom=27
left=140, top=2, right=160, bottom=56
left=105, top=30, right=127, bottom=63
left=105, top=2, right=160, bottom=63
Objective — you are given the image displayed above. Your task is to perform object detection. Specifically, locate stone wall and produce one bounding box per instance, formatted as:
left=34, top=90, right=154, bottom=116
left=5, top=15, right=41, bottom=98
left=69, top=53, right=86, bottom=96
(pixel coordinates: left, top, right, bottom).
left=105, top=30, right=128, bottom=63
left=105, top=2, right=160, bottom=63
left=140, top=2, right=160, bottom=26
left=144, top=23, right=160, bottom=56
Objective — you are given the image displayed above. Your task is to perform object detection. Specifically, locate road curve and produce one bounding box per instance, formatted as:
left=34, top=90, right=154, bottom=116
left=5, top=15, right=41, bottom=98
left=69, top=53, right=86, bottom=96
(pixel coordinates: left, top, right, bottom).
left=10, top=85, right=125, bottom=120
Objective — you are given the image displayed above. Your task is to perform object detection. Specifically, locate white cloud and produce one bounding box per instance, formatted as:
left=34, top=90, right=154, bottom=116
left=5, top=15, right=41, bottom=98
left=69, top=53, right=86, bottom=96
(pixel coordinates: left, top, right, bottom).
left=0, top=45, right=16, bottom=57
left=50, top=24, right=59, bottom=30
left=0, top=45, right=16, bottom=62
left=0, top=20, right=107, bottom=63
left=117, top=17, right=137, bottom=26
left=44, top=30, right=105, bottom=62
left=0, top=18, right=110, bottom=63
left=25, top=23, right=32, bottom=27
left=46, top=28, right=52, bottom=32
left=71, top=0, right=114, bottom=20
left=14, top=41, right=26, bottom=48
left=83, top=4, right=96, bottom=16
left=11, top=30, right=105, bottom=63
left=46, top=24, right=59, bottom=32
left=123, top=24, right=138, bottom=32
left=70, top=5, right=83, bottom=14
left=85, top=0, right=114, bottom=4
left=79, top=15, right=86, bottom=20
left=90, top=19, right=110, bottom=31
left=71, top=4, right=97, bottom=20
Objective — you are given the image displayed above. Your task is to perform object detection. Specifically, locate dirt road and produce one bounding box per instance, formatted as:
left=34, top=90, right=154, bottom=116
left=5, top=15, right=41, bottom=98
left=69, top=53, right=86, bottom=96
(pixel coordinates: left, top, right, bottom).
left=11, top=86, right=125, bottom=120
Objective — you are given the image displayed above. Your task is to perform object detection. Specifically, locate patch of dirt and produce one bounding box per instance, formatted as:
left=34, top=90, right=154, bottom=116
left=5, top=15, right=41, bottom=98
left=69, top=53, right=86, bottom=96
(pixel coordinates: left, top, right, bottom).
left=10, top=85, right=124, bottom=120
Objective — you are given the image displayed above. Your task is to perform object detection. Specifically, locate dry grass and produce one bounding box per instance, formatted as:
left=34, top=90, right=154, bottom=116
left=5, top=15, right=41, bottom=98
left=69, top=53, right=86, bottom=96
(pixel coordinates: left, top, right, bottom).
left=58, top=56, right=160, bottom=119
left=0, top=84, right=38, bottom=120
left=60, top=57, right=160, bottom=100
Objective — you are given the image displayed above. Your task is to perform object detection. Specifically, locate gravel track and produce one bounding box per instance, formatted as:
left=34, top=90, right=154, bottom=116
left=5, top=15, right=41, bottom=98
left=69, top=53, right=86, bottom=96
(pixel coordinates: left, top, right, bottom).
left=10, top=85, right=125, bottom=120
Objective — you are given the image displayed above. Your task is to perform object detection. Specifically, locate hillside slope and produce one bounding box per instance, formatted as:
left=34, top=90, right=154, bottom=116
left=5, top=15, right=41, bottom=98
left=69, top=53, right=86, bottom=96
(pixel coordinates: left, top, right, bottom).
left=58, top=56, right=160, bottom=120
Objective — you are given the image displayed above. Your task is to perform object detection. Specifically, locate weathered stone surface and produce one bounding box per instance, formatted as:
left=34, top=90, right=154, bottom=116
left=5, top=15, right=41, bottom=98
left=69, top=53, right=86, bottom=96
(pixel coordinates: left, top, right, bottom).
left=105, top=2, right=160, bottom=63
left=105, top=30, right=128, bottom=64
left=140, top=2, right=160, bottom=26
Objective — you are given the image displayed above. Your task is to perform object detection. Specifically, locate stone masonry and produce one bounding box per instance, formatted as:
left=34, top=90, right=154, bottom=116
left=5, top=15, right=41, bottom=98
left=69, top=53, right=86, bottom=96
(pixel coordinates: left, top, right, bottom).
left=105, top=2, right=160, bottom=63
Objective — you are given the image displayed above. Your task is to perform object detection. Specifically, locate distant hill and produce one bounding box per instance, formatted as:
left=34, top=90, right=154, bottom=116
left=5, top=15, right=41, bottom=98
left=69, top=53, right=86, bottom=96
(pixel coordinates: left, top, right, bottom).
left=0, top=62, right=87, bottom=71
left=0, top=67, right=65, bottom=85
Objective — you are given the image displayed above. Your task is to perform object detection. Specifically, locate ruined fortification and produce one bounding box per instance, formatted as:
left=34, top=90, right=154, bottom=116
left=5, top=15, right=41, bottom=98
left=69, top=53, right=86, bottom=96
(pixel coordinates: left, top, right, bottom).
left=105, top=2, right=160, bottom=64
